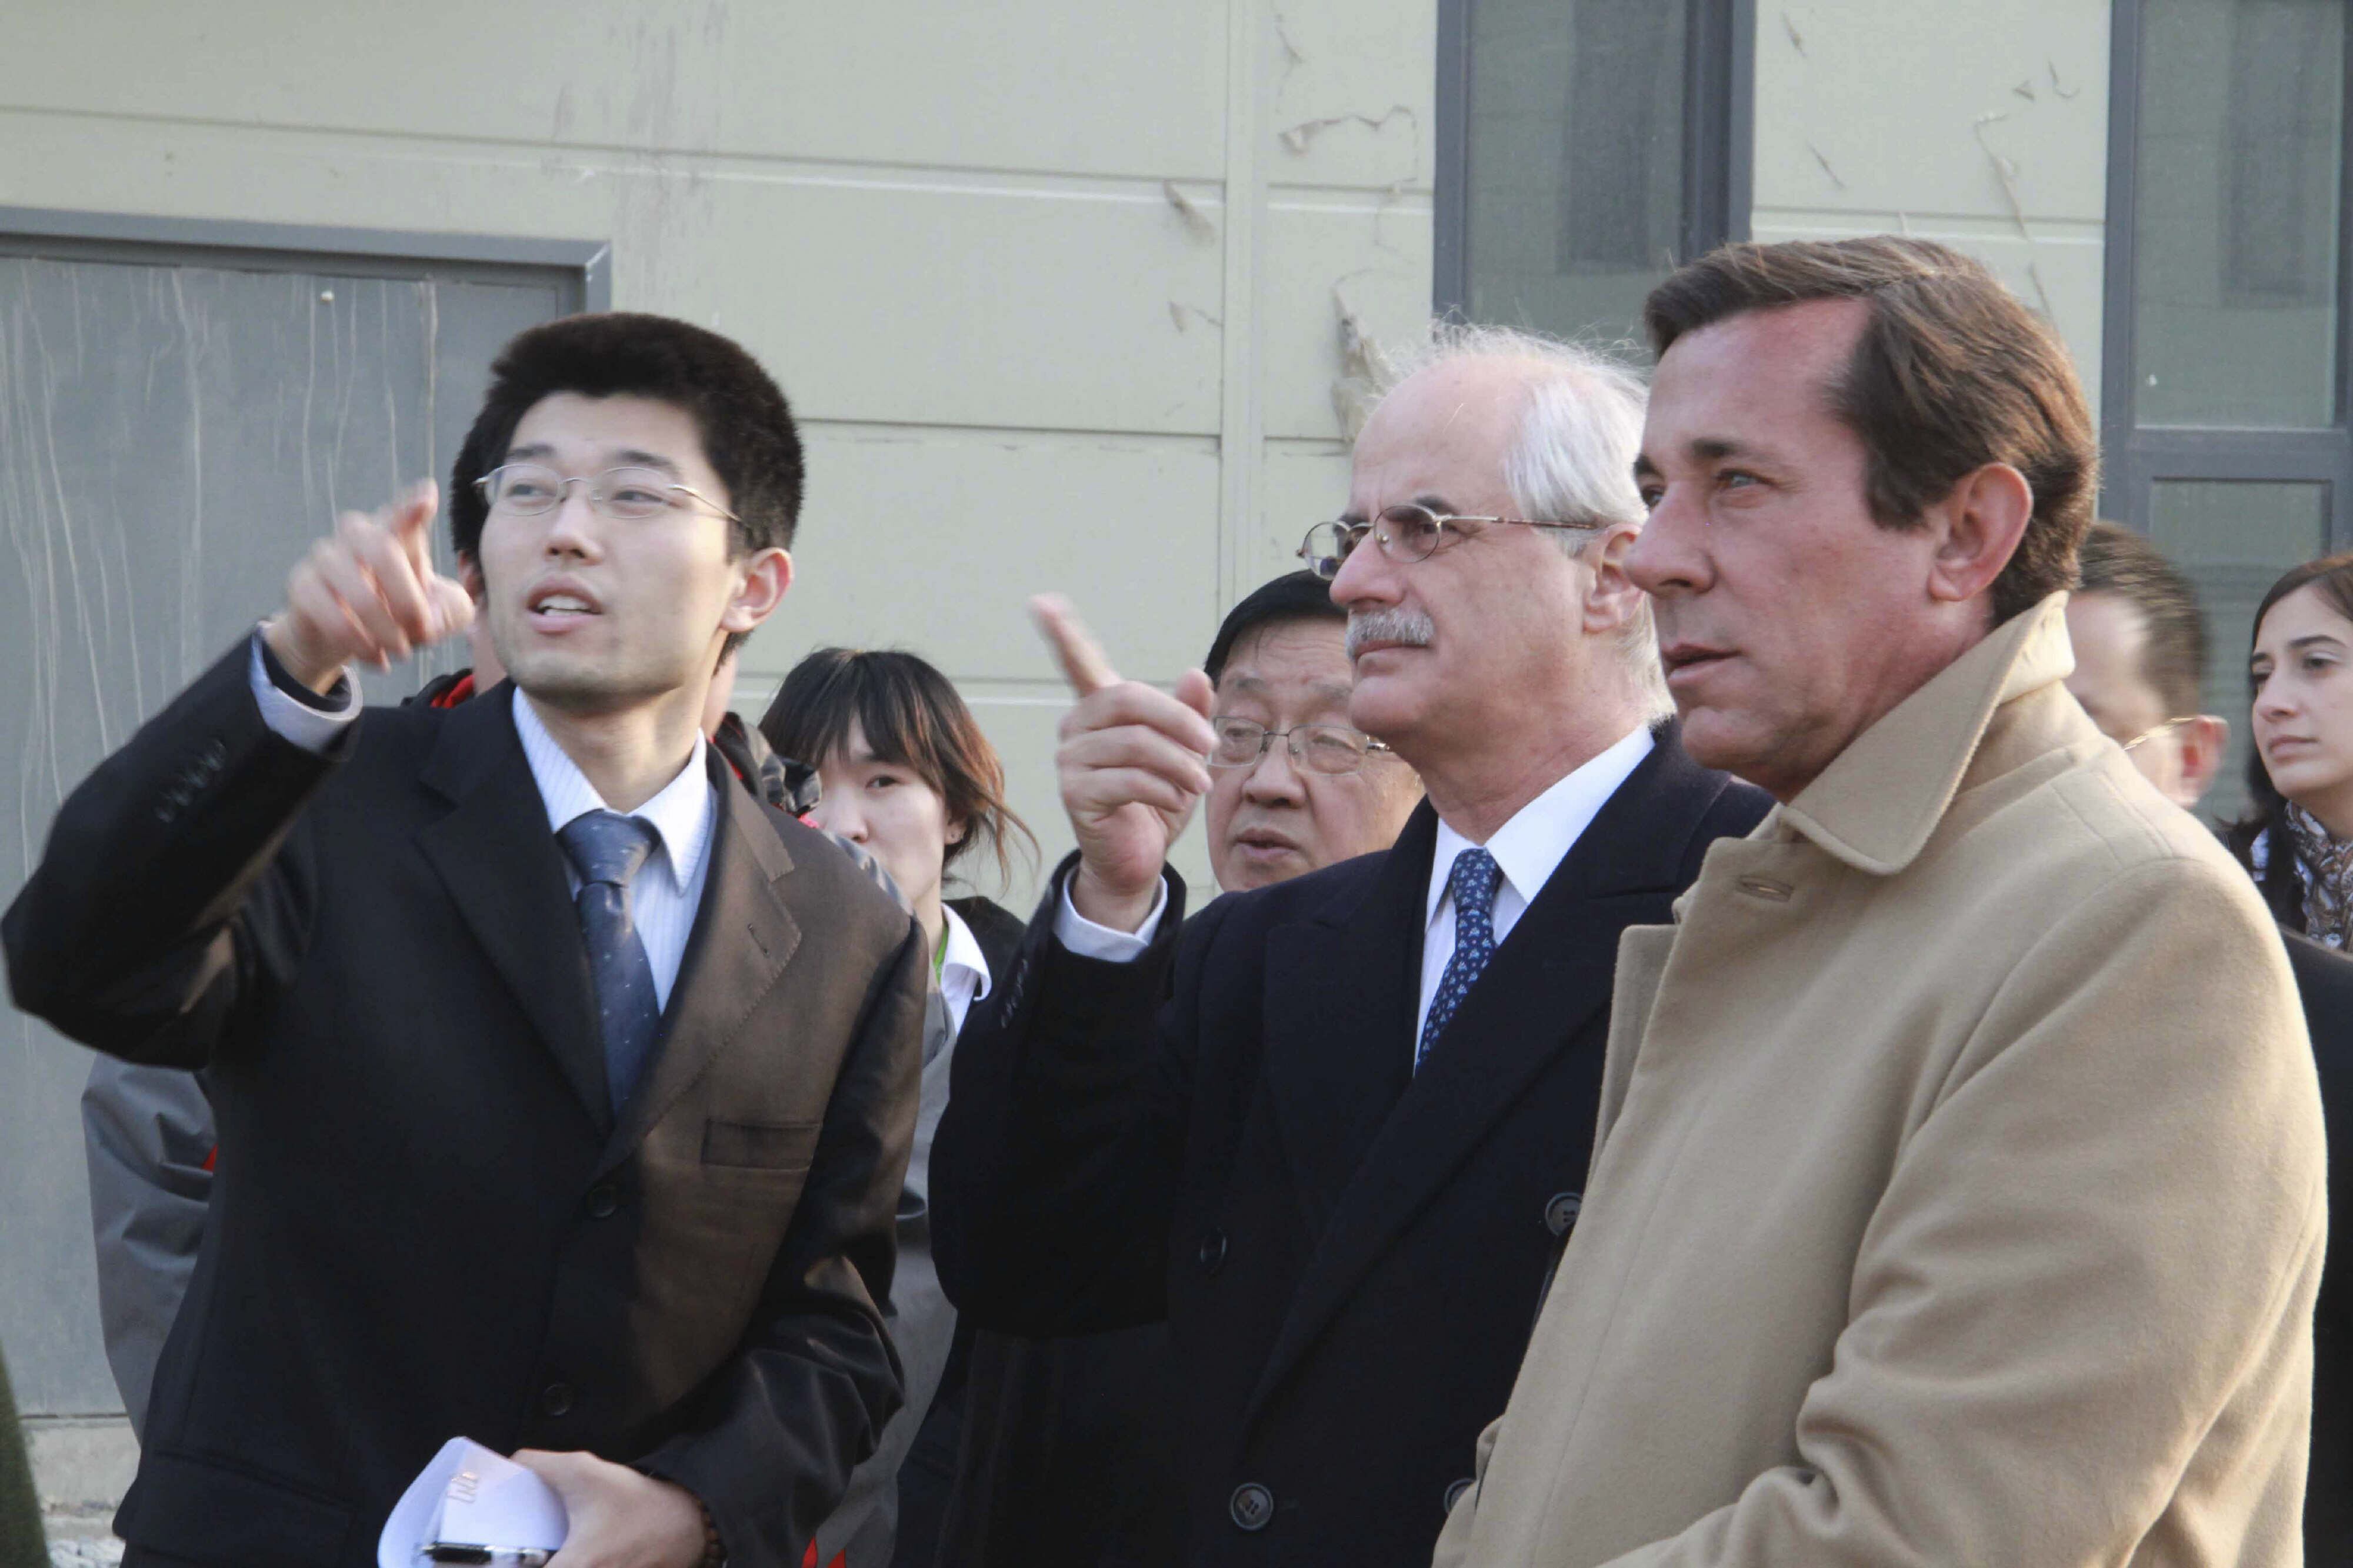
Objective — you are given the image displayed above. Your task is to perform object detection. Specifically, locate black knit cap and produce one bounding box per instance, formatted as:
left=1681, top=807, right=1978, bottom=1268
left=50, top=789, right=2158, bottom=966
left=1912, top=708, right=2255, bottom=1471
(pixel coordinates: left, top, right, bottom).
left=1203, top=570, right=1344, bottom=685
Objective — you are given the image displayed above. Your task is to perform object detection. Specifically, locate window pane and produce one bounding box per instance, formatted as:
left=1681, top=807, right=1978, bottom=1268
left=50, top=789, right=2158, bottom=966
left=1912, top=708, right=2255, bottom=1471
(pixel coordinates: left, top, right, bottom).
left=2134, top=0, right=2344, bottom=428
left=2147, top=480, right=2332, bottom=820
left=1464, top=0, right=1689, bottom=353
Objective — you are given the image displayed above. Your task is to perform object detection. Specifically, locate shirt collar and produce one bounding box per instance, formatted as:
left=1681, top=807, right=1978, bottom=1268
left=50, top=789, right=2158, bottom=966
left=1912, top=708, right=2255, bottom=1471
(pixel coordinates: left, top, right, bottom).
left=1425, top=723, right=1655, bottom=926
left=938, top=902, right=993, bottom=1002
left=511, top=688, right=716, bottom=896
left=1775, top=592, right=2073, bottom=877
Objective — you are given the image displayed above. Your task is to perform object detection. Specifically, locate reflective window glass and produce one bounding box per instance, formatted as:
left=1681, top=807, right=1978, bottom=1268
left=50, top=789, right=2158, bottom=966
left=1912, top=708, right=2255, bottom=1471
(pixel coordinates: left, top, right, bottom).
left=1463, top=0, right=1693, bottom=353
left=2133, top=0, right=2344, bottom=428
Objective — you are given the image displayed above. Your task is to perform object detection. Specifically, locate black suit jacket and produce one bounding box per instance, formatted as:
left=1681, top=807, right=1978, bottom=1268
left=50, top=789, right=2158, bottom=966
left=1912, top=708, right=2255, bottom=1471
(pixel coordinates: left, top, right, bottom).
left=931, top=727, right=1768, bottom=1566
left=2285, top=932, right=2353, bottom=1565
left=4, top=642, right=927, bottom=1568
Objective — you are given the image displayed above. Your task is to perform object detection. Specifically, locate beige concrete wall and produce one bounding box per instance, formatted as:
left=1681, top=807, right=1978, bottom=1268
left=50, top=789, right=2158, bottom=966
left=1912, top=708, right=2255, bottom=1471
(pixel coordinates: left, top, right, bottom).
left=1748, top=0, right=2111, bottom=413
left=0, top=0, right=1436, bottom=908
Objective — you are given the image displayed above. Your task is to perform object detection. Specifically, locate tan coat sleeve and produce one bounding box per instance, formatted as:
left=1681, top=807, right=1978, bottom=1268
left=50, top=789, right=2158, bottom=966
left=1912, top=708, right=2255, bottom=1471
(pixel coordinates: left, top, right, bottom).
left=1595, top=860, right=2327, bottom=1567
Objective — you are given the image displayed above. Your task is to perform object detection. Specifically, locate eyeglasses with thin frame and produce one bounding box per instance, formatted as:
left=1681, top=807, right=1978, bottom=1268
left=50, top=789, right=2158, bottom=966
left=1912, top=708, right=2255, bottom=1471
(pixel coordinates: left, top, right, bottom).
left=475, top=463, right=741, bottom=525
left=2119, top=716, right=2194, bottom=754
left=1296, top=503, right=1606, bottom=581
left=1207, top=716, right=1393, bottom=776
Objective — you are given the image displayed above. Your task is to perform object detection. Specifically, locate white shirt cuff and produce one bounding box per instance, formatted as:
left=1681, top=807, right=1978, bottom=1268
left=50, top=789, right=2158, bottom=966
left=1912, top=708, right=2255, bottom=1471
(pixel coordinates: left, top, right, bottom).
left=247, top=632, right=358, bottom=753
left=1052, top=868, right=1171, bottom=962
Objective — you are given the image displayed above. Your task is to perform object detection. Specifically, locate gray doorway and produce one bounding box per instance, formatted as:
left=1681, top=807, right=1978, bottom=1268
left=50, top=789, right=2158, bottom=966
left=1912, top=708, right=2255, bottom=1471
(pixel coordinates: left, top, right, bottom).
left=0, top=212, right=598, bottom=1422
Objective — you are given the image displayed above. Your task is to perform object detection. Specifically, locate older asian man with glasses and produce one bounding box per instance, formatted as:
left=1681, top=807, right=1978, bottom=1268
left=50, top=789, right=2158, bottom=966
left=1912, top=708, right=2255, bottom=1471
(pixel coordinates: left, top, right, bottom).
left=930, top=325, right=1768, bottom=1568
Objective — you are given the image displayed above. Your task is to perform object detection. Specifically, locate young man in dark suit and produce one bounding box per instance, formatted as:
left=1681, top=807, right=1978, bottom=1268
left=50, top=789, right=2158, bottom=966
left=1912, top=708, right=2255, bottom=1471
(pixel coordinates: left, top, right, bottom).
left=5, top=313, right=926, bottom=1568
left=930, top=328, right=1770, bottom=1566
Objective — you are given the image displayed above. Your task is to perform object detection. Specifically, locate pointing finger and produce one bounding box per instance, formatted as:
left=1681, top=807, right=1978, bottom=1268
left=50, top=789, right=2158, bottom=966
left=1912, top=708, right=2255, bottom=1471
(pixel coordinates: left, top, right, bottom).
left=389, top=479, right=439, bottom=572
left=1031, top=595, right=1122, bottom=698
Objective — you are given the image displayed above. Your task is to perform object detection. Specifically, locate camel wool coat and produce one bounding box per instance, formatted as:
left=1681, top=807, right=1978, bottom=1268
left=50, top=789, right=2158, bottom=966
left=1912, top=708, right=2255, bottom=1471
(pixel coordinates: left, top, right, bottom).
left=1433, top=596, right=2328, bottom=1567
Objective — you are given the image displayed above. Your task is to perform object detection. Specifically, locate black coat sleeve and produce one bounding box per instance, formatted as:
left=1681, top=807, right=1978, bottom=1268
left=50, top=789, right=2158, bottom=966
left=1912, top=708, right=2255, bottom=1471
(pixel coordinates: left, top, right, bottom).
left=931, top=854, right=1225, bottom=1337
left=637, top=913, right=929, bottom=1564
left=4, top=639, right=339, bottom=1066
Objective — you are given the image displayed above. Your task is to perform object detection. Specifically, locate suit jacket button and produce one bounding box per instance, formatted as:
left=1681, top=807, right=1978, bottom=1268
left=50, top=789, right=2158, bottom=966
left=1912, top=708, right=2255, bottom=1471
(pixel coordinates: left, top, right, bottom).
left=584, top=1184, right=619, bottom=1220
left=1544, top=1191, right=1582, bottom=1237
left=1229, top=1482, right=1273, bottom=1531
left=1197, top=1228, right=1228, bottom=1274
left=539, top=1381, right=576, bottom=1417
left=1444, top=1477, right=1474, bottom=1512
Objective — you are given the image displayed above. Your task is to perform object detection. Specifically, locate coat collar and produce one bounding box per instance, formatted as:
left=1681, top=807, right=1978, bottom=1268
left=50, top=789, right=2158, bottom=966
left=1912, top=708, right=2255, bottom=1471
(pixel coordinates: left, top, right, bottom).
left=598, top=762, right=800, bottom=1171
left=416, top=684, right=612, bottom=1131
left=415, top=689, right=801, bottom=1145
left=1773, top=593, right=2075, bottom=878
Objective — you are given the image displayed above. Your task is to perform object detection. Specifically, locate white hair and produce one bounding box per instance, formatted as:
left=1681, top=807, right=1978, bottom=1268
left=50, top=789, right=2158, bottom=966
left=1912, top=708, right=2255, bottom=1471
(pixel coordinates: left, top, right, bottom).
left=1355, top=322, right=1671, bottom=718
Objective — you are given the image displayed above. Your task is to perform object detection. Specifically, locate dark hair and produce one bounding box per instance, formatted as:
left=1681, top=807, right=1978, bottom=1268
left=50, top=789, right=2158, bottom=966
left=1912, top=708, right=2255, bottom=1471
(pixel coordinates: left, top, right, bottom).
left=449, top=311, right=805, bottom=560
left=1644, top=237, right=2098, bottom=625
left=758, top=649, right=1036, bottom=889
left=2227, top=553, right=2353, bottom=928
left=2074, top=522, right=2208, bottom=718
left=1204, top=571, right=1344, bottom=685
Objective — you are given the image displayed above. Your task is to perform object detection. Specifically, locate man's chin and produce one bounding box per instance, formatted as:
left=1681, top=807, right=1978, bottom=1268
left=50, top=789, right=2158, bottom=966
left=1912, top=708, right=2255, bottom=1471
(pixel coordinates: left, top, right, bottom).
left=1216, top=846, right=1310, bottom=892
left=1674, top=708, right=1759, bottom=776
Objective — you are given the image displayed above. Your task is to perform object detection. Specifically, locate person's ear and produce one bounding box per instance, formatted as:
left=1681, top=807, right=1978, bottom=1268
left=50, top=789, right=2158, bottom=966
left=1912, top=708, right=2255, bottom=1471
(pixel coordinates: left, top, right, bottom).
left=458, top=552, right=486, bottom=604
left=2175, top=714, right=2230, bottom=809
left=1581, top=521, right=1649, bottom=637
left=1925, top=463, right=2034, bottom=608
left=720, top=547, right=794, bottom=637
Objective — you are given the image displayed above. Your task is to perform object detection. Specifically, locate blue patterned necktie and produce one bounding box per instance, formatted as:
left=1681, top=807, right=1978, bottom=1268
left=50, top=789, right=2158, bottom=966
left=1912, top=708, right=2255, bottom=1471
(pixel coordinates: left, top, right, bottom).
left=557, top=810, right=664, bottom=1116
left=1417, top=847, right=1502, bottom=1072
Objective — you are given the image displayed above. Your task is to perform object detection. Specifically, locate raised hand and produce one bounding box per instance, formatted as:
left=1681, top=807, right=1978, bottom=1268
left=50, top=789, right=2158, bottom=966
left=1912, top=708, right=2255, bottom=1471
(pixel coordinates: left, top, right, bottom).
left=1031, top=595, right=1216, bottom=933
left=262, top=480, right=475, bottom=695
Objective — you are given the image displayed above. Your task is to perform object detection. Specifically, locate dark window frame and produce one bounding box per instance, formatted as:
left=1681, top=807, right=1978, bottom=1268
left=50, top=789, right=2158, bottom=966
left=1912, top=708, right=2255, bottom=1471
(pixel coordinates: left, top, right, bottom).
left=1432, top=0, right=1754, bottom=322
left=2099, top=0, right=2353, bottom=539
left=0, top=206, right=609, bottom=311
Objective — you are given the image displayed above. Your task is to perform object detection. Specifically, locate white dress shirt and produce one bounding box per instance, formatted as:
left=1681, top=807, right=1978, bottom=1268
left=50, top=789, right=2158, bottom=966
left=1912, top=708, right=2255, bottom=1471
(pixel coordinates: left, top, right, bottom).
left=936, top=902, right=995, bottom=1039
left=248, top=637, right=718, bottom=1010
left=1413, top=724, right=1651, bottom=1046
left=1055, top=723, right=1655, bottom=1062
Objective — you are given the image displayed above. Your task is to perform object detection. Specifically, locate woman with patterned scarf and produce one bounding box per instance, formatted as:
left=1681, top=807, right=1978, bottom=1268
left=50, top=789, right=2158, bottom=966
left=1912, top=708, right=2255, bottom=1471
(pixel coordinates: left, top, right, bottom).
left=2231, top=553, right=2353, bottom=948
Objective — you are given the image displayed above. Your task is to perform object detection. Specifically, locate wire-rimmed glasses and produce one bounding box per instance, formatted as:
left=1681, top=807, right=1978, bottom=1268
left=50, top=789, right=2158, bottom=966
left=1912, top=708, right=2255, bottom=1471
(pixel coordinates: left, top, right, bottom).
left=1207, top=717, right=1392, bottom=776
left=2120, top=716, right=2194, bottom=754
left=1297, top=503, right=1606, bottom=580
left=475, top=463, right=741, bottom=525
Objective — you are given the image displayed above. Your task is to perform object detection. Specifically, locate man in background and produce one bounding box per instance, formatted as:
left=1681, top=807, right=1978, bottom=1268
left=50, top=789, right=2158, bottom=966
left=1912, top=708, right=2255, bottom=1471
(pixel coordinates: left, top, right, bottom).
left=941, top=569, right=1424, bottom=1568
left=2062, top=521, right=2228, bottom=811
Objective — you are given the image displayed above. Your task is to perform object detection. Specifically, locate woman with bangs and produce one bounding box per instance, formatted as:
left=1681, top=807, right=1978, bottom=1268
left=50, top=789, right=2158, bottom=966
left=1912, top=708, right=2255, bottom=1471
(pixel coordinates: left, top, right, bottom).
left=760, top=647, right=1032, bottom=1568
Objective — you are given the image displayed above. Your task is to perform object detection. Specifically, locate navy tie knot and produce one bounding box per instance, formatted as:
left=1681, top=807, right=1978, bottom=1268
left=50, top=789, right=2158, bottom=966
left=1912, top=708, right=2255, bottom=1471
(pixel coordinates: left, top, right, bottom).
left=559, top=811, right=657, bottom=890
left=1417, top=846, right=1502, bottom=1072
left=1449, top=846, right=1501, bottom=925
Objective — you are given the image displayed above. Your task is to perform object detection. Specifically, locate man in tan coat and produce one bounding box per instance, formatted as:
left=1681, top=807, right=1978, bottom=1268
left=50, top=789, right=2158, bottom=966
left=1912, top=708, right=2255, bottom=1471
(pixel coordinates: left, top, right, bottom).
left=1434, top=237, right=2328, bottom=1566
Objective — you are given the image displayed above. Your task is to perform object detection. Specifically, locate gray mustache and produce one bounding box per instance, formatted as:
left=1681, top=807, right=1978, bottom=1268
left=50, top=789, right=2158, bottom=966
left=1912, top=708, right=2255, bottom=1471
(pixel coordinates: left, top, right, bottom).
left=1346, top=608, right=1436, bottom=659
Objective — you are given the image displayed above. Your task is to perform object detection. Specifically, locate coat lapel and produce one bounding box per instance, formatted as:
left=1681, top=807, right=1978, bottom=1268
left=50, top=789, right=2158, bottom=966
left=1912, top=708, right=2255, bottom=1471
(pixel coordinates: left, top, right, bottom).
left=1258, top=807, right=1435, bottom=1236
left=1242, top=732, right=1736, bottom=1429
left=600, top=757, right=801, bottom=1170
left=416, top=686, right=609, bottom=1130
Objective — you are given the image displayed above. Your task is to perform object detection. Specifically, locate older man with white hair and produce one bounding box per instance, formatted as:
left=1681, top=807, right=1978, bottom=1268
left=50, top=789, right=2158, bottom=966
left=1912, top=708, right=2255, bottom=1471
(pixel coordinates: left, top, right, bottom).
left=931, top=326, right=1769, bottom=1567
